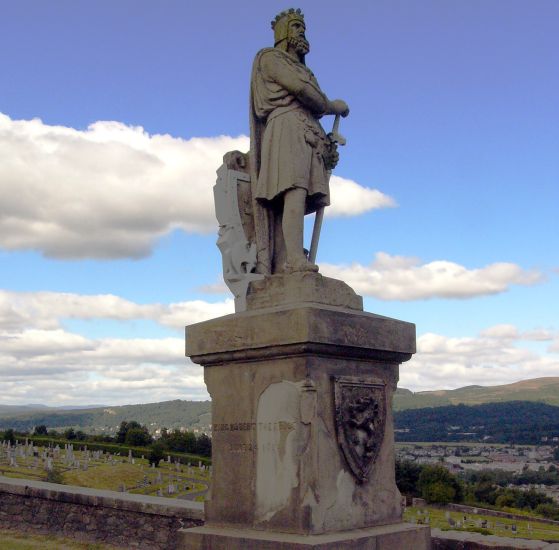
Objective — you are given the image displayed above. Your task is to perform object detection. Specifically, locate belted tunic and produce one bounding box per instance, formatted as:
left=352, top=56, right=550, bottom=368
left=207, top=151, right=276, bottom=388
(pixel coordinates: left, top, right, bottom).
left=250, top=48, right=331, bottom=215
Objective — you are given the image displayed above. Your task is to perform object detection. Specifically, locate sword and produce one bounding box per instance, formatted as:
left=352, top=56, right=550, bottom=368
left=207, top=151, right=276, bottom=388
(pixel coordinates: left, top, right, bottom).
left=308, top=114, right=346, bottom=264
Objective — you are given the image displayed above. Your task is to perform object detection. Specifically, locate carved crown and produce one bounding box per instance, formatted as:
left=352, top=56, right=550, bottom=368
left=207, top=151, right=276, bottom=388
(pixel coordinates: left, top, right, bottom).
left=271, top=8, right=304, bottom=30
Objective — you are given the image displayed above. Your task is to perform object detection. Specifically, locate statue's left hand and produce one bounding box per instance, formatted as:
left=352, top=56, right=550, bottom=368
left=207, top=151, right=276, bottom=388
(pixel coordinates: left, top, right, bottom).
left=323, top=141, right=339, bottom=170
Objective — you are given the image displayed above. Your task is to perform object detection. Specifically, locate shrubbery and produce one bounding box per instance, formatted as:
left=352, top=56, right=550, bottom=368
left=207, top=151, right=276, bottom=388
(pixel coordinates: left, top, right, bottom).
left=417, top=465, right=464, bottom=505
left=397, top=459, right=559, bottom=519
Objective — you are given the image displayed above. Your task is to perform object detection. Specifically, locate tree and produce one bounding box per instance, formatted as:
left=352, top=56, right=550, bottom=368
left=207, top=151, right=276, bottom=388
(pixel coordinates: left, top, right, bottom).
left=422, top=481, right=456, bottom=505
left=148, top=443, right=165, bottom=467
left=2, top=428, right=16, bottom=444
left=472, top=472, right=498, bottom=505
left=535, top=503, right=559, bottom=521
left=196, top=434, right=212, bottom=457
left=125, top=427, right=153, bottom=447
left=395, top=460, right=422, bottom=497
left=418, top=465, right=463, bottom=505
left=33, top=425, right=48, bottom=436
left=116, top=421, right=130, bottom=444
left=495, top=492, right=515, bottom=509
left=64, top=428, right=76, bottom=440
left=116, top=421, right=149, bottom=445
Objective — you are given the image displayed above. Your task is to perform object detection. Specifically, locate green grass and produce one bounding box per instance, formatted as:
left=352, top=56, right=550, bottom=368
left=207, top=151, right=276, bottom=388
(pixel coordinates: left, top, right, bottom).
left=404, top=506, right=559, bottom=541
left=0, top=529, right=120, bottom=549
left=0, top=450, right=209, bottom=500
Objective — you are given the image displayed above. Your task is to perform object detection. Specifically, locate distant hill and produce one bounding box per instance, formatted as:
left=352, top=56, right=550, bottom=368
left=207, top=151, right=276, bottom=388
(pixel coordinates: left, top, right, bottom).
left=393, top=377, right=559, bottom=411
left=0, top=400, right=211, bottom=433
left=1, top=377, right=557, bottom=436
left=0, top=404, right=48, bottom=415
left=394, top=401, right=559, bottom=445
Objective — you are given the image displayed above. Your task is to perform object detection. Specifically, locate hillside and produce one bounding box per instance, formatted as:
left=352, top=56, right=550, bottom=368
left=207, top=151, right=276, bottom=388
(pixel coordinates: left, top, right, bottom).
left=0, top=399, right=211, bottom=433
left=394, top=401, right=559, bottom=444
left=393, top=377, right=559, bottom=410
left=1, top=377, right=557, bottom=436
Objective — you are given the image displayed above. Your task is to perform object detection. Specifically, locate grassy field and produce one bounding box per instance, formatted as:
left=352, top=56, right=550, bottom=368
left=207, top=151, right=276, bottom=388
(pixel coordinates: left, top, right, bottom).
left=404, top=506, right=559, bottom=542
left=0, top=529, right=122, bottom=549
left=0, top=447, right=209, bottom=500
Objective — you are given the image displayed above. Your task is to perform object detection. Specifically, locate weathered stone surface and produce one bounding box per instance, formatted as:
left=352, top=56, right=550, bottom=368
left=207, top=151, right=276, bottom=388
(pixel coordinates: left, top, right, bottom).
left=180, top=522, right=430, bottom=549
left=246, top=272, right=363, bottom=311
left=249, top=9, right=350, bottom=276
left=186, top=302, right=415, bottom=364
left=186, top=304, right=415, bottom=536
left=0, top=476, right=203, bottom=550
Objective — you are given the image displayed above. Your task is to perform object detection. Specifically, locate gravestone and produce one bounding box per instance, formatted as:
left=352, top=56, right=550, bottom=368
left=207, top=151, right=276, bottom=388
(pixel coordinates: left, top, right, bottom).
left=179, top=8, right=429, bottom=550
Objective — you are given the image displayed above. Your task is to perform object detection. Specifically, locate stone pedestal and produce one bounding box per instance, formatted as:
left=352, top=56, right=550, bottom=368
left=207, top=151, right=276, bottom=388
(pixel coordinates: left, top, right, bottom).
left=179, top=273, right=430, bottom=549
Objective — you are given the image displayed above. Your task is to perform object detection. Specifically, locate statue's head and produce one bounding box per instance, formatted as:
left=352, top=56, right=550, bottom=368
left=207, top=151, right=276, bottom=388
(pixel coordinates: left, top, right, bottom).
left=271, top=8, right=309, bottom=58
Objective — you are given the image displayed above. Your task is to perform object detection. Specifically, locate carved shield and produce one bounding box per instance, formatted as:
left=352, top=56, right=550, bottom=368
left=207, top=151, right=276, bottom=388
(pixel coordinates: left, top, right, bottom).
left=333, top=376, right=387, bottom=483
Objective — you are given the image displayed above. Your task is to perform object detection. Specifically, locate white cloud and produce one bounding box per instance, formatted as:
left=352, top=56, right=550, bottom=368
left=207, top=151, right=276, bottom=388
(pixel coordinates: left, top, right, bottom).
left=401, top=325, right=559, bottom=392
left=1, top=289, right=558, bottom=404
left=327, top=175, right=396, bottom=216
left=480, top=324, right=554, bottom=342
left=0, top=113, right=392, bottom=259
left=479, top=324, right=519, bottom=340
left=321, top=252, right=543, bottom=300
left=0, top=290, right=233, bottom=332
left=0, top=290, right=234, bottom=404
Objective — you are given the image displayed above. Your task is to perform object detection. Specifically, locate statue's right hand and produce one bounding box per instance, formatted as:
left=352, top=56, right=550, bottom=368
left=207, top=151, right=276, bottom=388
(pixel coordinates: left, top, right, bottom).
left=330, top=99, right=350, bottom=117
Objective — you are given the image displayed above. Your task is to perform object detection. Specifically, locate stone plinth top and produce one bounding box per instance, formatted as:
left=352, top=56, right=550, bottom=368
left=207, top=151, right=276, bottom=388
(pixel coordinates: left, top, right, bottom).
left=246, top=272, right=363, bottom=311
left=186, top=303, right=415, bottom=366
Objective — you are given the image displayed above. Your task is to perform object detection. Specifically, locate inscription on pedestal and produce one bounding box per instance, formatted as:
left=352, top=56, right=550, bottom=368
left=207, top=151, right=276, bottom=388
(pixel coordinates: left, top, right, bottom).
left=333, top=376, right=387, bottom=483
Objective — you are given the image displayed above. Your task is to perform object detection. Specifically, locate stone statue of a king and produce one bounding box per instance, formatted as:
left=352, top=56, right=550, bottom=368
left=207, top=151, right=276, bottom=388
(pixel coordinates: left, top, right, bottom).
left=249, top=8, right=349, bottom=275
left=181, top=9, right=430, bottom=549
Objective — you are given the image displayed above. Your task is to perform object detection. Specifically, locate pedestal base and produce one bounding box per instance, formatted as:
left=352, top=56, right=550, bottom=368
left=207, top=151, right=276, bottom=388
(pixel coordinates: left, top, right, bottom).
left=179, top=522, right=430, bottom=549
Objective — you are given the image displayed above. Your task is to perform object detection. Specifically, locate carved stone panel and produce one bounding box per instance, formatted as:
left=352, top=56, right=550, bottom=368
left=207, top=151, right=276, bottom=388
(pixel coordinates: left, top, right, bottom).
left=332, top=376, right=386, bottom=483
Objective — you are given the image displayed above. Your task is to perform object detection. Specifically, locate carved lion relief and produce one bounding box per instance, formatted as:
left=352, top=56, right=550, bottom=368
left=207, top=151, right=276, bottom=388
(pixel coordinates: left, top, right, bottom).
left=332, top=376, right=387, bottom=483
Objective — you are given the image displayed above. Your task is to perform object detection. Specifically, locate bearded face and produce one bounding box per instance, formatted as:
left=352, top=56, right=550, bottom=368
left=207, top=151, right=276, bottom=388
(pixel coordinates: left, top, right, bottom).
left=287, top=35, right=310, bottom=56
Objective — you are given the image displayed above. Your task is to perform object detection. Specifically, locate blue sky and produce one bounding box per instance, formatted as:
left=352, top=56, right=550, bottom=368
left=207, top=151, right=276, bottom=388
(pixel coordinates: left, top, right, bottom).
left=1, top=0, right=557, bottom=405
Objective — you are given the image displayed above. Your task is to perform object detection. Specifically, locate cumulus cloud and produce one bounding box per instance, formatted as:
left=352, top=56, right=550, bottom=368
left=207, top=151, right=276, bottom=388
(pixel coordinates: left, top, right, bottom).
left=0, top=113, right=392, bottom=259
left=0, top=290, right=233, bottom=332
left=401, top=325, right=559, bottom=392
left=480, top=324, right=554, bottom=342
left=0, top=290, right=235, bottom=404
left=327, top=175, right=396, bottom=216
left=321, top=252, right=543, bottom=300
left=1, top=289, right=558, bottom=404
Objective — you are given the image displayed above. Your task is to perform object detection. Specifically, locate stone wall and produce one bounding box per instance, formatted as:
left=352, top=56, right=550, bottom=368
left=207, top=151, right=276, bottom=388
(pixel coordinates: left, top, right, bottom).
left=0, top=475, right=203, bottom=549
left=3, top=475, right=559, bottom=549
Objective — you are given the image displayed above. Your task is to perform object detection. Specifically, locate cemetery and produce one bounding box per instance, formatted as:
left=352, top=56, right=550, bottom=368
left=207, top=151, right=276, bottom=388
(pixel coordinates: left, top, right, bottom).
left=404, top=505, right=559, bottom=543
left=0, top=439, right=209, bottom=501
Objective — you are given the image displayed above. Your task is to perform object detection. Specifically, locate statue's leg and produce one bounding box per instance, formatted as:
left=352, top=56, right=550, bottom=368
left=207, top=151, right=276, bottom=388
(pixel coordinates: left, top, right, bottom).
left=253, top=200, right=272, bottom=275
left=272, top=203, right=287, bottom=274
left=282, top=187, right=318, bottom=272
